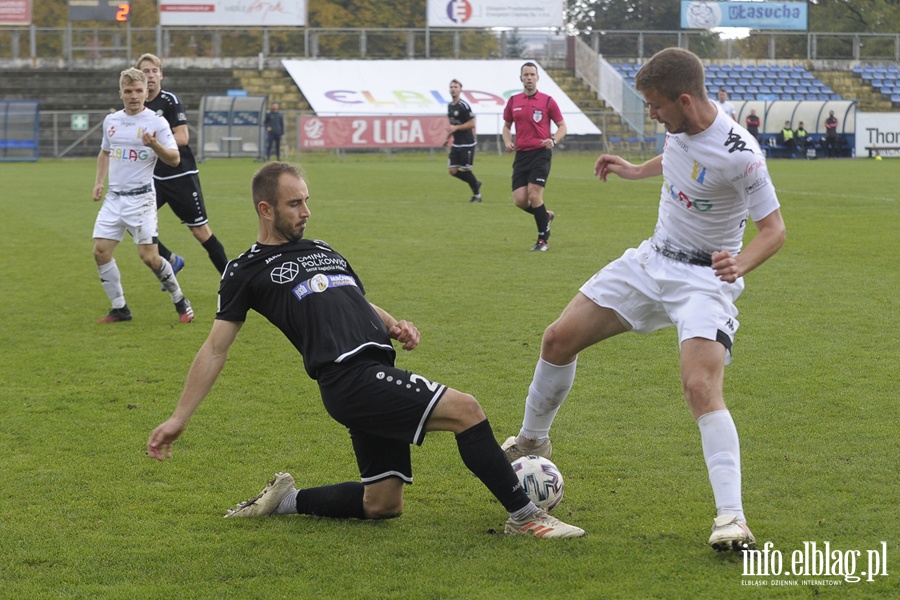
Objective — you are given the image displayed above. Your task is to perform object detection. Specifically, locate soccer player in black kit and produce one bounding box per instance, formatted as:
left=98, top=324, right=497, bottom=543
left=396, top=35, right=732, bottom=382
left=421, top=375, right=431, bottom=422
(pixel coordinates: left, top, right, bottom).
left=147, top=162, right=584, bottom=539
left=444, top=79, right=482, bottom=202
left=137, top=54, right=228, bottom=279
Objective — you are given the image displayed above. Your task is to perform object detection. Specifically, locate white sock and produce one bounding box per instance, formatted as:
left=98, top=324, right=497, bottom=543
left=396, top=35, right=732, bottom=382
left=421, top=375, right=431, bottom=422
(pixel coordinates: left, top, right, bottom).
left=520, top=357, right=577, bottom=440
left=153, top=258, right=183, bottom=302
left=98, top=260, right=126, bottom=309
left=275, top=489, right=299, bottom=515
left=697, top=409, right=745, bottom=522
left=509, top=501, right=539, bottom=521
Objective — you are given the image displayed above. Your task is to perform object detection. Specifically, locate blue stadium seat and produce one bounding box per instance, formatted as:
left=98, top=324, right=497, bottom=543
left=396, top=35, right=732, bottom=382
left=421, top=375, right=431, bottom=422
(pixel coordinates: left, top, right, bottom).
left=891, top=95, right=900, bottom=103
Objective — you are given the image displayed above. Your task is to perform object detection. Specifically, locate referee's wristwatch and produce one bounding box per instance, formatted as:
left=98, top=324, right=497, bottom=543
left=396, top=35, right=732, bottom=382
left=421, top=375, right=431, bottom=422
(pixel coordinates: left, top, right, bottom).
left=550, top=138, right=557, bottom=147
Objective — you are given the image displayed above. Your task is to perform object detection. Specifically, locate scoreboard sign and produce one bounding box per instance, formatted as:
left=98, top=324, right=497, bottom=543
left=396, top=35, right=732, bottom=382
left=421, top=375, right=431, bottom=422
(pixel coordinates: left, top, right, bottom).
left=68, top=0, right=130, bottom=22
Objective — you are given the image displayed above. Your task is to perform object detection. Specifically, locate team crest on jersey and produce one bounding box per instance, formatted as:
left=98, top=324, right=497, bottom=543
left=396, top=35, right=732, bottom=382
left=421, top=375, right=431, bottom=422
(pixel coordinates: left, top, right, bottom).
left=310, top=274, right=329, bottom=292
left=533, top=110, right=544, bottom=123
left=270, top=261, right=299, bottom=284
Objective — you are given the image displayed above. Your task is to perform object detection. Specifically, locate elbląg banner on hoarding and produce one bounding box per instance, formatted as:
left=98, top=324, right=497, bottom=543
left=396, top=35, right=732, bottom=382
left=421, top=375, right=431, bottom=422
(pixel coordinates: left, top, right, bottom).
left=282, top=59, right=601, bottom=137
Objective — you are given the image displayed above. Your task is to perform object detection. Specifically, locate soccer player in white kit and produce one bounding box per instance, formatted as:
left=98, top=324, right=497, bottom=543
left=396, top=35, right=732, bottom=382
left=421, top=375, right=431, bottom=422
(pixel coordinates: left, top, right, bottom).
left=92, top=68, right=194, bottom=324
left=502, top=48, right=786, bottom=551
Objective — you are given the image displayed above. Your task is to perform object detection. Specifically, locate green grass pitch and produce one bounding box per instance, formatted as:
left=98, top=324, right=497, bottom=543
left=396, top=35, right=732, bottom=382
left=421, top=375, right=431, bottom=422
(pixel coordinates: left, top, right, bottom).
left=0, top=152, right=896, bottom=598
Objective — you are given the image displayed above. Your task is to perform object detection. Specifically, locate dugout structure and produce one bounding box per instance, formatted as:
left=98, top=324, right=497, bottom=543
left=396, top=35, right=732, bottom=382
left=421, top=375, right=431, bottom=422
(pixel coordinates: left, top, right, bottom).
left=0, top=101, right=40, bottom=162
left=198, top=95, right=266, bottom=161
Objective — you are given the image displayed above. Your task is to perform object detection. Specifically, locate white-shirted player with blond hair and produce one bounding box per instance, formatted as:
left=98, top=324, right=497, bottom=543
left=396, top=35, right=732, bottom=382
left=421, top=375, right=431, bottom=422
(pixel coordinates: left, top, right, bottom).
left=92, top=67, right=194, bottom=324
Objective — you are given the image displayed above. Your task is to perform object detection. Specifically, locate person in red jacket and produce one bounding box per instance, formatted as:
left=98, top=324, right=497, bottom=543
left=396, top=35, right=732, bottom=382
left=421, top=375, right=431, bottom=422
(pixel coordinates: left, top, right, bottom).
left=745, top=109, right=761, bottom=143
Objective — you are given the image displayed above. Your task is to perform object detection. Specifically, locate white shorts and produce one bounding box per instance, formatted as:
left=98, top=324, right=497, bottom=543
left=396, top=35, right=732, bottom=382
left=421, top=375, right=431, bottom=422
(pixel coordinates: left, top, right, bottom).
left=579, top=240, right=744, bottom=363
left=92, top=191, right=158, bottom=245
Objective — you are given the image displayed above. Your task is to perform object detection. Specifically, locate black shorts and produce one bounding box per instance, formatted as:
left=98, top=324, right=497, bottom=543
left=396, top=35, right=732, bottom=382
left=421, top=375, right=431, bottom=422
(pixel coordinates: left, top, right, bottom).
left=448, top=145, right=475, bottom=170
left=154, top=173, right=209, bottom=227
left=512, top=148, right=552, bottom=190
left=317, top=349, right=447, bottom=484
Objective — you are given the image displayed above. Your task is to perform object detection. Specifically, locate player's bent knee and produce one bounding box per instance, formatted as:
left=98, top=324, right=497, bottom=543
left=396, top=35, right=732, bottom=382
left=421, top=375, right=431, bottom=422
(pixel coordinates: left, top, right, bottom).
left=541, top=322, right=576, bottom=362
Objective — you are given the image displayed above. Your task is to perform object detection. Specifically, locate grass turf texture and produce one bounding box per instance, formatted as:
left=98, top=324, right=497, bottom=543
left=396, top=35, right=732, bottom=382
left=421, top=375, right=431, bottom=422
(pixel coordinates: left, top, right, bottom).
left=0, top=153, right=896, bottom=598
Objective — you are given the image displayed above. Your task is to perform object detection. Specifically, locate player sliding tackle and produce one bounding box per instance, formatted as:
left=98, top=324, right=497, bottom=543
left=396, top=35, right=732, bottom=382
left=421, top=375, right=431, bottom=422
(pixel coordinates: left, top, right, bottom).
left=147, top=162, right=585, bottom=539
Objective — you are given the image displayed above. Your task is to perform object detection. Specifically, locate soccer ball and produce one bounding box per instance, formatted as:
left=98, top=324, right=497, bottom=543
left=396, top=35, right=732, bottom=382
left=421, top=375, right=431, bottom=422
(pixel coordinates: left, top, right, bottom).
left=512, top=455, right=565, bottom=511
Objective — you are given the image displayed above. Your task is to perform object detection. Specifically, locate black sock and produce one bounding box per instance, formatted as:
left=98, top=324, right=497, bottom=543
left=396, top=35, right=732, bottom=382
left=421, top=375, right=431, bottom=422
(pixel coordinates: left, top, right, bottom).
left=456, top=420, right=530, bottom=514
left=453, top=170, right=479, bottom=193
left=201, top=234, right=229, bottom=273
left=533, top=204, right=550, bottom=240
left=156, top=240, right=173, bottom=262
left=295, top=482, right=366, bottom=519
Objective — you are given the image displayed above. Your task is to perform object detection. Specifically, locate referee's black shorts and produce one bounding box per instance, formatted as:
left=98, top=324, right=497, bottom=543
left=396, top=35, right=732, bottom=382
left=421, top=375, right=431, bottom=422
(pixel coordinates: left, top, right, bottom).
left=317, top=348, right=447, bottom=485
left=511, top=147, right=553, bottom=190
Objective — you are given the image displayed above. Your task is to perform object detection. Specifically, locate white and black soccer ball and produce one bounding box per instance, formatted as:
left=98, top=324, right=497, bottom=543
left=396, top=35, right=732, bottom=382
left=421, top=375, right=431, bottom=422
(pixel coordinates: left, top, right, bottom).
left=512, top=455, right=564, bottom=511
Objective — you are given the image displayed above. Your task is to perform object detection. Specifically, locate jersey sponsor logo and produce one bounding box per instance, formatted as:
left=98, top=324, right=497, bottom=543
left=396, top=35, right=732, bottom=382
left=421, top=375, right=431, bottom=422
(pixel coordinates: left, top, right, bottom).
left=299, top=252, right=348, bottom=272
left=724, top=129, right=753, bottom=153
left=533, top=109, right=543, bottom=123
left=110, top=147, right=151, bottom=162
left=270, top=261, right=300, bottom=284
left=664, top=178, right=713, bottom=212
left=745, top=177, right=770, bottom=194
left=292, top=274, right=357, bottom=301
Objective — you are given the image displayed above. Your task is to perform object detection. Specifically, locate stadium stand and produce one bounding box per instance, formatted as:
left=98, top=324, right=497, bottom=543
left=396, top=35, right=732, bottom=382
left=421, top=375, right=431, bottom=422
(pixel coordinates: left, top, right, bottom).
left=610, top=62, right=843, bottom=102
left=853, top=64, right=900, bottom=105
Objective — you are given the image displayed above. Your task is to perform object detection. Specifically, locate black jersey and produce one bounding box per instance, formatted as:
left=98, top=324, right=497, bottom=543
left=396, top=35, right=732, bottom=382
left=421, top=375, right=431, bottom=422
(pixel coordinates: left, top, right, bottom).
left=144, top=90, right=199, bottom=178
left=447, top=99, right=476, bottom=147
left=217, top=239, right=395, bottom=379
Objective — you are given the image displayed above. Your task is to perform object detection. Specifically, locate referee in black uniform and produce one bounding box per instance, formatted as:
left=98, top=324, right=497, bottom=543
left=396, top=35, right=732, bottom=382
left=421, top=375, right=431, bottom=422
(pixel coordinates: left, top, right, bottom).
left=147, top=162, right=584, bottom=539
left=137, top=54, right=228, bottom=277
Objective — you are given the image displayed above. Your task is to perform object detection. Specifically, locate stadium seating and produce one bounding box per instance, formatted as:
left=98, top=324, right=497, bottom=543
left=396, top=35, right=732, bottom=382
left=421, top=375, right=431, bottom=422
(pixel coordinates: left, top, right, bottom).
left=611, top=62, right=842, bottom=101
left=855, top=64, right=900, bottom=102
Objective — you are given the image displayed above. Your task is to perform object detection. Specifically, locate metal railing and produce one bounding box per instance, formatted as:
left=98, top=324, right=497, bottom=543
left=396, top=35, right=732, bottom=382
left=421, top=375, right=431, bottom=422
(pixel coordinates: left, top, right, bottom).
left=1, top=26, right=898, bottom=70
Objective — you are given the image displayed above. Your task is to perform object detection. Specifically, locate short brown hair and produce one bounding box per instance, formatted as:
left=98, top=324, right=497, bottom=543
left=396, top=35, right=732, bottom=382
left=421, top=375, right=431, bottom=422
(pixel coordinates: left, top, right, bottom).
left=252, top=162, right=303, bottom=214
left=635, top=48, right=707, bottom=102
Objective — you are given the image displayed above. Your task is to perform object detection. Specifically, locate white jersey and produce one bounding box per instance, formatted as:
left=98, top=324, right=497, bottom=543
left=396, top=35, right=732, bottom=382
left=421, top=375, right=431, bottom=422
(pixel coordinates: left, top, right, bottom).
left=651, top=105, right=780, bottom=257
left=100, top=108, right=177, bottom=192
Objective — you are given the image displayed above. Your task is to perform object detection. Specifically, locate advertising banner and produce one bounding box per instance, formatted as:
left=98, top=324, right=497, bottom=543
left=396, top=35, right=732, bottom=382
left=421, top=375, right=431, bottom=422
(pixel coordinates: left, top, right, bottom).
left=427, top=0, right=563, bottom=28
left=282, top=59, right=601, bottom=136
left=681, top=1, right=807, bottom=31
left=0, top=0, right=31, bottom=24
left=299, top=115, right=449, bottom=149
left=159, top=0, right=306, bottom=26
left=855, top=112, right=900, bottom=158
